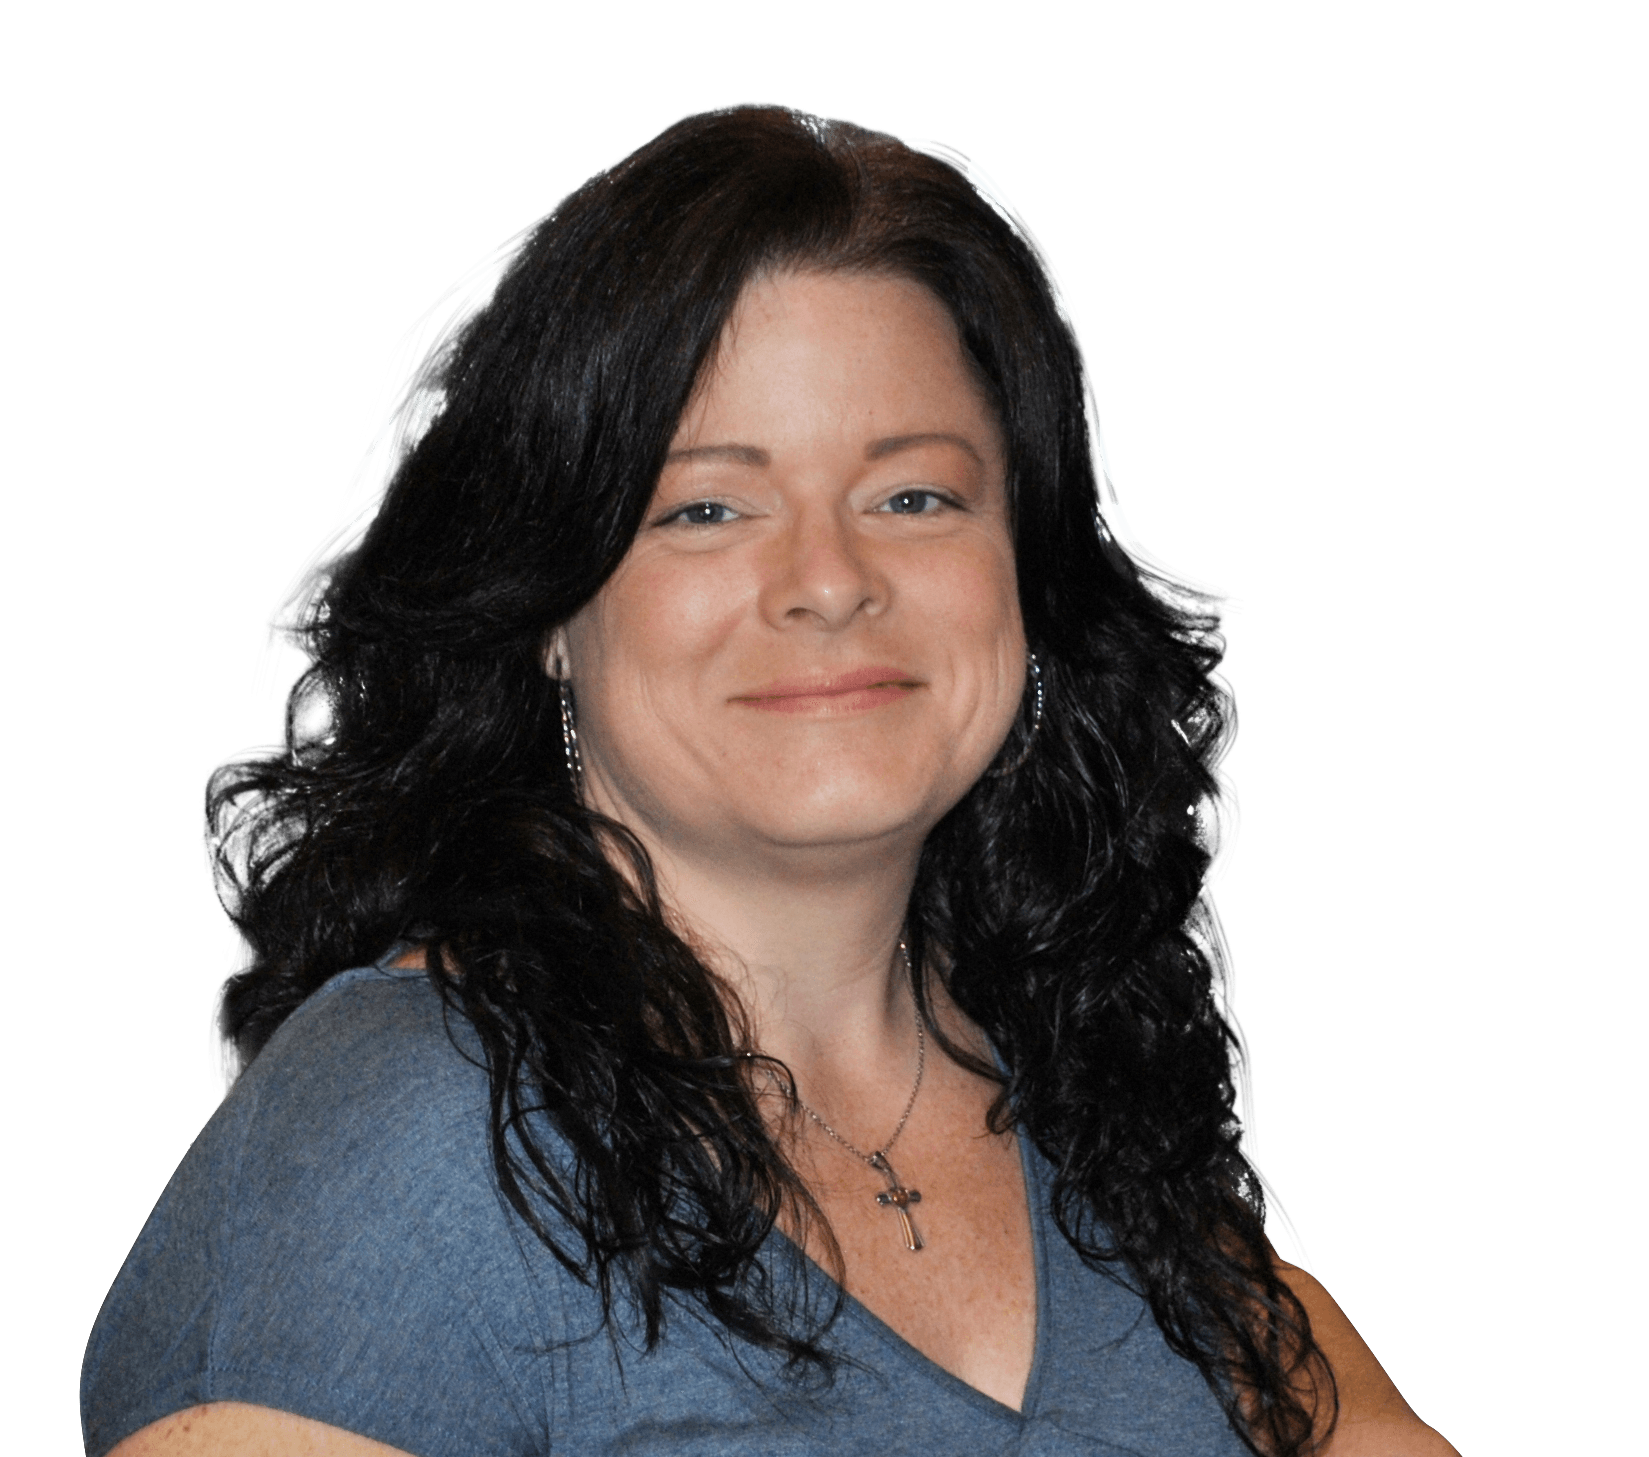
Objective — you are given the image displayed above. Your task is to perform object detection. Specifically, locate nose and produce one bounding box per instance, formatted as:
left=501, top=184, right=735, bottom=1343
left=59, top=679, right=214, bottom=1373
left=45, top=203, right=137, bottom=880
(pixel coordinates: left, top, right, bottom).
left=757, top=505, right=885, bottom=631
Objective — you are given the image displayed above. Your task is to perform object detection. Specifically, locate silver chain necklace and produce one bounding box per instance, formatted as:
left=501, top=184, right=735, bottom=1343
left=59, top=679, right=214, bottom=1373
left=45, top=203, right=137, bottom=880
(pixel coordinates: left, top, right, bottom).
left=783, top=941, right=928, bottom=1253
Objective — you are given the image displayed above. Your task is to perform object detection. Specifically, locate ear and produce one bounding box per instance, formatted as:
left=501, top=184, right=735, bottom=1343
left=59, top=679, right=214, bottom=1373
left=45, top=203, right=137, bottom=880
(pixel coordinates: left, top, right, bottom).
left=544, top=627, right=572, bottom=681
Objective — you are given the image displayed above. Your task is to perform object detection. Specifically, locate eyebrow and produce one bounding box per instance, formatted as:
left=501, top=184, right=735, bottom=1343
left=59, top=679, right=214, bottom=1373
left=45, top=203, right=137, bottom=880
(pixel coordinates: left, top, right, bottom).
left=865, top=432, right=983, bottom=464
left=664, top=433, right=983, bottom=468
left=663, top=444, right=770, bottom=467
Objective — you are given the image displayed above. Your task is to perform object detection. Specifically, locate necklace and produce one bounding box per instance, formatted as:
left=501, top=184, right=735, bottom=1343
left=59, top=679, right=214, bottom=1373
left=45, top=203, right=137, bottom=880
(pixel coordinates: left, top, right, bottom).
left=788, top=941, right=928, bottom=1253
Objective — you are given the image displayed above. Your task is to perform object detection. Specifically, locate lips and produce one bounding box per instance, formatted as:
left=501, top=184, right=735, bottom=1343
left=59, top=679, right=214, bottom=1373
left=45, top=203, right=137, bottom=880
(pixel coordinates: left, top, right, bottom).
left=731, top=666, right=923, bottom=714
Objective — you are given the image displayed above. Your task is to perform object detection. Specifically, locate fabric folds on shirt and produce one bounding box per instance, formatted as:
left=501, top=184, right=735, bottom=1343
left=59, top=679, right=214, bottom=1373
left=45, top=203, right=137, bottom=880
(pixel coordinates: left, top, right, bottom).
left=82, top=964, right=1248, bottom=1457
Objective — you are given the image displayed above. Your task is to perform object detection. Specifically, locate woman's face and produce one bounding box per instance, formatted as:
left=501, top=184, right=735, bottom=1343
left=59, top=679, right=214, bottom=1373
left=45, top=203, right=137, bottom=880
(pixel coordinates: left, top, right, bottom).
left=560, top=269, right=1025, bottom=874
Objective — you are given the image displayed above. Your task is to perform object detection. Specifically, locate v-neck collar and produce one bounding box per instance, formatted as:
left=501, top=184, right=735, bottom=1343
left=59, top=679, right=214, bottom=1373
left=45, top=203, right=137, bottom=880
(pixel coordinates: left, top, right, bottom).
left=768, top=1128, right=1053, bottom=1424
left=373, top=948, right=1058, bottom=1416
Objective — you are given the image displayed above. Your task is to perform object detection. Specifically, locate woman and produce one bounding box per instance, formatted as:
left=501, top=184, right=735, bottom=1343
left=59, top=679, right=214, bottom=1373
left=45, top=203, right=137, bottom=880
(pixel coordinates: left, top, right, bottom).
left=83, top=107, right=1455, bottom=1456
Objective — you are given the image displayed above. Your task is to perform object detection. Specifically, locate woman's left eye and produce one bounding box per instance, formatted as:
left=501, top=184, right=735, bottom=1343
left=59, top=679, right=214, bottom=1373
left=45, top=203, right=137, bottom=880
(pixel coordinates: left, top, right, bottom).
left=878, top=489, right=950, bottom=516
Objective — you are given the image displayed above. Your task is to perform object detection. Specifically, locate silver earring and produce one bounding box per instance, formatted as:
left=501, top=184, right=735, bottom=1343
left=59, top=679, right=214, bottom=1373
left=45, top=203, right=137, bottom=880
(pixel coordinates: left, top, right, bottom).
left=558, top=679, right=584, bottom=795
left=988, top=652, right=1044, bottom=778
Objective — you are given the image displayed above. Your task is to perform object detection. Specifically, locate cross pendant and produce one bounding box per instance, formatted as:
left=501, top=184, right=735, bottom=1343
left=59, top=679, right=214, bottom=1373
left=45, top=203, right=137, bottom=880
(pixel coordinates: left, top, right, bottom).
left=869, top=1152, right=924, bottom=1252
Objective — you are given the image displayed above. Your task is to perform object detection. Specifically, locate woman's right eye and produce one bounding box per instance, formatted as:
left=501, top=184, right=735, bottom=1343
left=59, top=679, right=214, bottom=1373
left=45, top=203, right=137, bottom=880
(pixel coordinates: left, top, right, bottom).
left=663, top=500, right=739, bottom=527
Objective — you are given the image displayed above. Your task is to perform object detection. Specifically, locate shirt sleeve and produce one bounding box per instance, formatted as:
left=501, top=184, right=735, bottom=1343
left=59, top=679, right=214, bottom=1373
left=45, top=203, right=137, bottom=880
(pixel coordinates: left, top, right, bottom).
left=81, top=969, right=565, bottom=1457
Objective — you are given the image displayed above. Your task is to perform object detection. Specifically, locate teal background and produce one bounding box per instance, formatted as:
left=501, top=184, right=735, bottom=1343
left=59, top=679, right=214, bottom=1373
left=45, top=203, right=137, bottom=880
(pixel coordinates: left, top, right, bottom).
left=6, top=4, right=1642, bottom=1451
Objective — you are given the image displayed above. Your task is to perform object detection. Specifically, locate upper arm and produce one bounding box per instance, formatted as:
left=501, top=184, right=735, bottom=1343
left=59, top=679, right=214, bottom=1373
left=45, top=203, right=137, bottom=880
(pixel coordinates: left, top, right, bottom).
left=109, top=1403, right=415, bottom=1457
left=1276, top=1262, right=1461, bottom=1457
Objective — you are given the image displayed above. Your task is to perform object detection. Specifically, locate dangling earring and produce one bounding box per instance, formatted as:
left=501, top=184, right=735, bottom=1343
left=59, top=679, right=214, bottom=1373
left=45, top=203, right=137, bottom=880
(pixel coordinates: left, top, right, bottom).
left=988, top=651, right=1044, bottom=778
left=558, top=679, right=584, bottom=796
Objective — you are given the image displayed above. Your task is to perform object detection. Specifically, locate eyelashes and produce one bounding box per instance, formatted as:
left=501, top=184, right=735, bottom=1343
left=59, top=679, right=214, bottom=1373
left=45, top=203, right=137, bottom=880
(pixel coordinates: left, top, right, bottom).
left=660, top=500, right=741, bottom=527
left=875, top=489, right=957, bottom=516
left=657, top=488, right=964, bottom=529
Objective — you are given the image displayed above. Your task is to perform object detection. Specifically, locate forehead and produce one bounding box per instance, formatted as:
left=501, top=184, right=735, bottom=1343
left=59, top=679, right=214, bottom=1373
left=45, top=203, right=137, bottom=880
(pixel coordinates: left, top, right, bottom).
left=672, top=269, right=1001, bottom=450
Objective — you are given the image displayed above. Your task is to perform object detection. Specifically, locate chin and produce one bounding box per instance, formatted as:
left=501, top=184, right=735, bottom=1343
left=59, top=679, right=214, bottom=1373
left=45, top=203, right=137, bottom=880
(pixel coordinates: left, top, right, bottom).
left=731, top=768, right=976, bottom=852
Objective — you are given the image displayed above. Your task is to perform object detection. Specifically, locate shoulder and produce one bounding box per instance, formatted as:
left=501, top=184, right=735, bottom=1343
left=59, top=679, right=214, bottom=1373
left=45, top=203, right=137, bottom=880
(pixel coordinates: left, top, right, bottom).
left=183, top=965, right=505, bottom=1256
left=1276, top=1262, right=1461, bottom=1457
left=253, top=961, right=485, bottom=1112
left=219, top=965, right=515, bottom=1260
left=82, top=966, right=569, bottom=1457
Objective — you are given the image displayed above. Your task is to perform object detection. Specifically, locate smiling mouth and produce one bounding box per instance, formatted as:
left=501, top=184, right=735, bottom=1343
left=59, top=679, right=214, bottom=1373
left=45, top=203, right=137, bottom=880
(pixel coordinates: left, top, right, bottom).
left=731, top=668, right=924, bottom=714
left=736, top=684, right=920, bottom=715
left=745, top=679, right=916, bottom=702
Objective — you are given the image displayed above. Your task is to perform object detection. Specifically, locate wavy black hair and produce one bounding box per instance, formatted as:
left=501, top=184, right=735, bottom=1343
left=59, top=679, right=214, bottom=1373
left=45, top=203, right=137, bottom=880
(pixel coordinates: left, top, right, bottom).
left=209, top=107, right=1331, bottom=1455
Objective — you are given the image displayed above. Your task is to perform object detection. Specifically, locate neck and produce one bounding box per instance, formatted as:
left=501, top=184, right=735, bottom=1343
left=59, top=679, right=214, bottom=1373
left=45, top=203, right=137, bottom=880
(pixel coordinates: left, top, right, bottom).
left=665, top=843, right=919, bottom=1069
left=590, top=820, right=923, bottom=1084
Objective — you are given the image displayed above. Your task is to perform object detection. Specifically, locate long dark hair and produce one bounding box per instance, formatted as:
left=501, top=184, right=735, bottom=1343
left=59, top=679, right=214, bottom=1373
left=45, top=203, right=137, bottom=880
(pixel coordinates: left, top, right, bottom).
left=210, top=107, right=1330, bottom=1454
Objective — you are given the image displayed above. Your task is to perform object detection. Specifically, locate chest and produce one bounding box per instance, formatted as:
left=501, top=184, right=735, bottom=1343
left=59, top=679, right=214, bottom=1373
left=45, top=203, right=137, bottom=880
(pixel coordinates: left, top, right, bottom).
left=787, top=1086, right=1039, bottom=1410
left=543, top=1141, right=1251, bottom=1457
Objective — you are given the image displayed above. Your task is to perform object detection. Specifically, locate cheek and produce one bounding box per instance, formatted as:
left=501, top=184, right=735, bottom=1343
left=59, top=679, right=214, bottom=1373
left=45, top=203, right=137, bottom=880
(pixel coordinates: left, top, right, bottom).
left=945, top=548, right=1026, bottom=758
left=925, top=541, right=1024, bottom=668
left=574, top=555, right=748, bottom=704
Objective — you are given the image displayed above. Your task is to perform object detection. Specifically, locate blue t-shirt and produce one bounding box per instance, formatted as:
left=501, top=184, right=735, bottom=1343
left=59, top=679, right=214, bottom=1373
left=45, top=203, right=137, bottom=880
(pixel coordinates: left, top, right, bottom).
left=82, top=964, right=1248, bottom=1456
